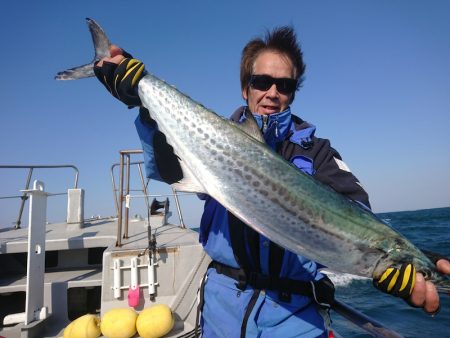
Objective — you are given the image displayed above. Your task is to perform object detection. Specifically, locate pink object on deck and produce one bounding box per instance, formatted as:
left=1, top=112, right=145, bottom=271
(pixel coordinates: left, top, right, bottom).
left=128, top=285, right=140, bottom=307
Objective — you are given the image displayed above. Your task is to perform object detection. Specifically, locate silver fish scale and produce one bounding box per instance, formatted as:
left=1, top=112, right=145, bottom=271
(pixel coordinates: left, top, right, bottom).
left=137, top=74, right=441, bottom=281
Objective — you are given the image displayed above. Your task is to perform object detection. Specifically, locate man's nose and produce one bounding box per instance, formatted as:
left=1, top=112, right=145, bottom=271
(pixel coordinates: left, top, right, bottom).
left=266, top=83, right=279, bottom=97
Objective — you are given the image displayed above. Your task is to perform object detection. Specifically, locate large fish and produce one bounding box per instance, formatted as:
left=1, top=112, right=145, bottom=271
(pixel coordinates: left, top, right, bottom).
left=56, top=18, right=449, bottom=292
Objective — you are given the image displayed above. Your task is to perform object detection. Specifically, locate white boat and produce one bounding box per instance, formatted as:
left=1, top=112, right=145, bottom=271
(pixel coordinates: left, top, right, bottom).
left=0, top=153, right=403, bottom=338
left=0, top=153, right=210, bottom=338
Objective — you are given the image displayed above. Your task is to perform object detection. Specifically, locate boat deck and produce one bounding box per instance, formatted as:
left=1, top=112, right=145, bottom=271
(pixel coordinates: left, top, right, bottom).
left=0, top=213, right=208, bottom=338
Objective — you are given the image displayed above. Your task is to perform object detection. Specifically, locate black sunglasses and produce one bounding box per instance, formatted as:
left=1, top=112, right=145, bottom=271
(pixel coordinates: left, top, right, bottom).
left=249, top=74, right=298, bottom=95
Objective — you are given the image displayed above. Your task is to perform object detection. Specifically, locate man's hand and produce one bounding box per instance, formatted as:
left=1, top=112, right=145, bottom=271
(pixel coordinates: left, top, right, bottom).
left=96, top=44, right=126, bottom=67
left=94, top=45, right=146, bottom=107
left=409, top=259, right=450, bottom=314
left=374, top=258, right=450, bottom=315
left=373, top=263, right=416, bottom=299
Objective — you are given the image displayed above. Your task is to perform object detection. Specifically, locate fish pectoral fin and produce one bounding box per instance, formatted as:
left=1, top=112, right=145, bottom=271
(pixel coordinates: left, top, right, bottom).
left=233, top=110, right=265, bottom=143
left=172, top=176, right=205, bottom=193
left=171, top=159, right=206, bottom=193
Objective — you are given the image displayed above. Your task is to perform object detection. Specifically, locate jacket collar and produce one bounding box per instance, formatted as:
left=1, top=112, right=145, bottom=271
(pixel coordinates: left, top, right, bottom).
left=230, top=106, right=316, bottom=149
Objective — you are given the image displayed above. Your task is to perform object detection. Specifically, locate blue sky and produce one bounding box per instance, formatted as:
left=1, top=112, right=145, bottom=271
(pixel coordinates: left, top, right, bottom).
left=1, top=0, right=449, bottom=227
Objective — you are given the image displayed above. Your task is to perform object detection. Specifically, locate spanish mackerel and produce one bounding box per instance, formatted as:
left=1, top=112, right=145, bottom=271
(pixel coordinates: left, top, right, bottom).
left=56, top=18, right=449, bottom=292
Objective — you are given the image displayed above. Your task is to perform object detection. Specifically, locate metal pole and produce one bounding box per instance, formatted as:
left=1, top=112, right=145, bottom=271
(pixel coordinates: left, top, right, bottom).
left=24, top=180, right=48, bottom=325
left=15, top=168, right=33, bottom=229
left=123, top=154, right=131, bottom=239
left=116, top=153, right=125, bottom=247
left=111, top=160, right=145, bottom=218
left=332, top=299, right=404, bottom=338
left=137, top=163, right=151, bottom=214
left=110, top=164, right=120, bottom=217
left=172, top=188, right=186, bottom=229
left=116, top=150, right=143, bottom=244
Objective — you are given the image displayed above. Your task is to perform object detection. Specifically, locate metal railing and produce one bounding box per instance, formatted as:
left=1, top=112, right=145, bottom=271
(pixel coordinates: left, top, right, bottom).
left=0, top=165, right=79, bottom=229
left=110, top=150, right=187, bottom=247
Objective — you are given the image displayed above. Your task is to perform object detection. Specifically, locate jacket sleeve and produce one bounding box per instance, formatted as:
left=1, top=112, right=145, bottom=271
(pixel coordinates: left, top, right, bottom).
left=135, top=107, right=183, bottom=184
left=135, top=109, right=162, bottom=181
left=312, top=138, right=371, bottom=209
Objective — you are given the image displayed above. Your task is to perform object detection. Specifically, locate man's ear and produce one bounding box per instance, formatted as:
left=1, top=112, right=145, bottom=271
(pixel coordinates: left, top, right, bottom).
left=242, top=87, right=248, bottom=101
left=289, top=92, right=295, bottom=104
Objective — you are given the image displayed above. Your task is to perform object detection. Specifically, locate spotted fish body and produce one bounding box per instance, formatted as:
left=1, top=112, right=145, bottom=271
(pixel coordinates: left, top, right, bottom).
left=56, top=19, right=449, bottom=292
left=136, top=75, right=441, bottom=283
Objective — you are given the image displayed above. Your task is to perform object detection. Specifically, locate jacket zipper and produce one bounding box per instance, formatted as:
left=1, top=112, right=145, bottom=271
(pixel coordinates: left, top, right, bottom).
left=262, top=115, right=268, bottom=133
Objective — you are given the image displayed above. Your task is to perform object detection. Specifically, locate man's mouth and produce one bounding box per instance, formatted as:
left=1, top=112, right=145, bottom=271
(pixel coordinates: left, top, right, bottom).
left=261, top=105, right=279, bottom=113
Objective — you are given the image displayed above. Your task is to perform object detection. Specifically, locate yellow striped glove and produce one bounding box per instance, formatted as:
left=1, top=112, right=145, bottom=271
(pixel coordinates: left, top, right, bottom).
left=94, top=55, right=146, bottom=107
left=373, top=263, right=416, bottom=299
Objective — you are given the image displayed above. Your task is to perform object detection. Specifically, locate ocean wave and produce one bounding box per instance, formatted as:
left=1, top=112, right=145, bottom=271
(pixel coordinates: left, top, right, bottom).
left=321, top=269, right=369, bottom=287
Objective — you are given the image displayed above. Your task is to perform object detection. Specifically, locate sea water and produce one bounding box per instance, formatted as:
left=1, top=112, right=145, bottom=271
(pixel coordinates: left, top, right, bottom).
left=192, top=207, right=450, bottom=337
left=331, top=207, right=450, bottom=338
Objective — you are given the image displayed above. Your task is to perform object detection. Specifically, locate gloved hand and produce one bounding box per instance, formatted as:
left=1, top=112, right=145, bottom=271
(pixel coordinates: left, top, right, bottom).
left=135, top=107, right=183, bottom=184
left=94, top=49, right=146, bottom=107
left=373, top=263, right=416, bottom=299
left=375, top=252, right=450, bottom=315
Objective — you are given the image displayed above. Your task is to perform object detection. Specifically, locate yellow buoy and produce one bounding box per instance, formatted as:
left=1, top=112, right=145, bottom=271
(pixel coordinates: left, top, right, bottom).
left=136, top=304, right=175, bottom=338
left=100, top=307, right=138, bottom=338
left=63, top=314, right=101, bottom=338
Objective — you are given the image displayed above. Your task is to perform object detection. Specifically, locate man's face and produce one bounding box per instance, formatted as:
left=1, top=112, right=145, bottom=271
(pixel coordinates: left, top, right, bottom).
left=243, top=51, right=295, bottom=115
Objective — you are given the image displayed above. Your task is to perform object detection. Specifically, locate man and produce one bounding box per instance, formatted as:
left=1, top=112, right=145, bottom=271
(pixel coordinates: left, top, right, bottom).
left=95, top=26, right=449, bottom=337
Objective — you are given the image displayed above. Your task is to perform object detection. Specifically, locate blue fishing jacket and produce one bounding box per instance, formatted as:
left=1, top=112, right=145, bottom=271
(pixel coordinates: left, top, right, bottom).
left=135, top=106, right=370, bottom=337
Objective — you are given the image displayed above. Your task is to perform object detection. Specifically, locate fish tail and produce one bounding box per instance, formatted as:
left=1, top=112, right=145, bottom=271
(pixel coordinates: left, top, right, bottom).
left=55, top=18, right=111, bottom=80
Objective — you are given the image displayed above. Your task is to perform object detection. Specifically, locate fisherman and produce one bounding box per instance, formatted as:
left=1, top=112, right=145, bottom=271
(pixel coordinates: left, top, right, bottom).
left=94, top=26, right=450, bottom=337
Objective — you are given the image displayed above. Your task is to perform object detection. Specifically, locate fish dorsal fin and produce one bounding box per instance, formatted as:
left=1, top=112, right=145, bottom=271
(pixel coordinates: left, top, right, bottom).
left=235, top=110, right=265, bottom=143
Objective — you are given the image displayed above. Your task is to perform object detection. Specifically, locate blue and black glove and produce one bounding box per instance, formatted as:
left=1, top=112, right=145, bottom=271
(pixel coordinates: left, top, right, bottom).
left=94, top=51, right=146, bottom=107
left=135, top=107, right=183, bottom=185
left=373, top=263, right=416, bottom=299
